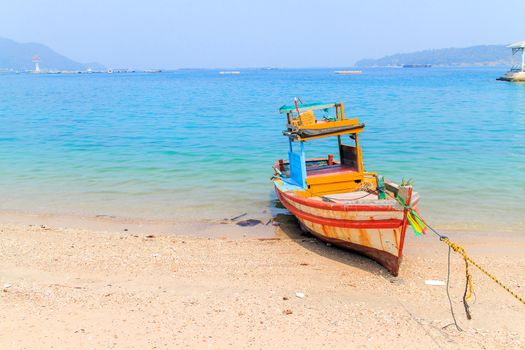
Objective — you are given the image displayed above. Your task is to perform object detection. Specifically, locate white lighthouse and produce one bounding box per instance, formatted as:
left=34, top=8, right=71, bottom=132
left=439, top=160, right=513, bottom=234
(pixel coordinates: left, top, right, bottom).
left=32, top=55, right=41, bottom=73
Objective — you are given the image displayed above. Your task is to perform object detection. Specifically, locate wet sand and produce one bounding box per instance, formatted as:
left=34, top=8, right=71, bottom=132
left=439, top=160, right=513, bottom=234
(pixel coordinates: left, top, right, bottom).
left=0, top=218, right=524, bottom=349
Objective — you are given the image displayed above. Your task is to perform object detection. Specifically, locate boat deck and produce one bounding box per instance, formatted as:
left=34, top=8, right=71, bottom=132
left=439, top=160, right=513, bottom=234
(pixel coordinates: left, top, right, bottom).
left=306, top=164, right=358, bottom=177
left=311, top=191, right=378, bottom=203
left=308, top=190, right=418, bottom=208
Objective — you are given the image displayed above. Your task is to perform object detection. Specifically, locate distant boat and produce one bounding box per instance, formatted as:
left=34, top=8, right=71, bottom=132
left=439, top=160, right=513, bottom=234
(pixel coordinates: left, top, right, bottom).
left=219, top=71, right=240, bottom=75
left=57, top=70, right=81, bottom=74
left=107, top=69, right=129, bottom=74
left=334, top=70, right=363, bottom=75
left=402, top=64, right=431, bottom=68
left=144, top=69, right=162, bottom=73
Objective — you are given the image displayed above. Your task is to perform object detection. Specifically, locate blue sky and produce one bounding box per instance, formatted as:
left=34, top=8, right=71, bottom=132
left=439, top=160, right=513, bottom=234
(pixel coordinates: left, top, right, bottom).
left=1, top=0, right=524, bottom=69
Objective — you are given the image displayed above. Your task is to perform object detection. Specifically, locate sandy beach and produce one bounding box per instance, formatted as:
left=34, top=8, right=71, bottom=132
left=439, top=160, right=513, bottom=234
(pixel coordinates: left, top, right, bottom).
left=1, top=217, right=524, bottom=349
left=3, top=1, right=525, bottom=349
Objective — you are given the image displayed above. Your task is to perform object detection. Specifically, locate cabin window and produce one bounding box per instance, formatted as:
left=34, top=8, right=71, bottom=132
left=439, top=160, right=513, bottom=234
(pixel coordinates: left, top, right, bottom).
left=340, top=144, right=359, bottom=171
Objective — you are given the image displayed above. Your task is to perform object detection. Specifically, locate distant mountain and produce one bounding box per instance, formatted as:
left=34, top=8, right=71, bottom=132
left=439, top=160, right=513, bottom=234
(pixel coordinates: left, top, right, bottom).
left=356, top=45, right=510, bottom=67
left=0, top=37, right=105, bottom=71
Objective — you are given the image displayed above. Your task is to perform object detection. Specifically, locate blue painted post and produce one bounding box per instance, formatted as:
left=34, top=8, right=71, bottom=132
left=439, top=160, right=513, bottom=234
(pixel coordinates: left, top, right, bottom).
left=288, top=141, right=307, bottom=189
left=298, top=142, right=307, bottom=188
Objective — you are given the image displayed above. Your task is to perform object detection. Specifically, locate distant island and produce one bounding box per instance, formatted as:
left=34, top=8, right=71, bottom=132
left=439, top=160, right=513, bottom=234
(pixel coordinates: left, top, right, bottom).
left=356, top=45, right=510, bottom=67
left=0, top=37, right=105, bottom=71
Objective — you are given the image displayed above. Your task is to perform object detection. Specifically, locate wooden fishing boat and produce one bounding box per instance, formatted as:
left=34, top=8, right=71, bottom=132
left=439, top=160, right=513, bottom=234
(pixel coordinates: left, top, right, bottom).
left=272, top=100, right=419, bottom=276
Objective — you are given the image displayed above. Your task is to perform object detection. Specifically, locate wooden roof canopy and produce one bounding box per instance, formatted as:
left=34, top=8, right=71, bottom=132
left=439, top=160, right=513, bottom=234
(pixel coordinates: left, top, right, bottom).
left=280, top=101, right=365, bottom=141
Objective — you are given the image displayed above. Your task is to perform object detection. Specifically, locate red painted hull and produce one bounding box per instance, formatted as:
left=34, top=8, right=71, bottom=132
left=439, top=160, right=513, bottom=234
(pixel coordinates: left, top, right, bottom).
left=275, top=186, right=414, bottom=276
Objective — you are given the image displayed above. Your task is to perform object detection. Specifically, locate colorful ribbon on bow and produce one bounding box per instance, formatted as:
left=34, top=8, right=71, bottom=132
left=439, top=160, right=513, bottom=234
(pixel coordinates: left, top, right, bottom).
left=396, top=196, right=427, bottom=236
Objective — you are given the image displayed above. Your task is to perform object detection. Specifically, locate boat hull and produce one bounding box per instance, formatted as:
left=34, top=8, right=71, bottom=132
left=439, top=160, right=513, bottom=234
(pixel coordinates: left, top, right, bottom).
left=275, top=187, right=411, bottom=276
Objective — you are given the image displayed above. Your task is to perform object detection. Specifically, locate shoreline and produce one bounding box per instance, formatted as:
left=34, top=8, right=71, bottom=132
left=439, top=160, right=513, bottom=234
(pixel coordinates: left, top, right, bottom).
left=0, top=208, right=522, bottom=240
left=0, top=209, right=280, bottom=239
left=1, top=218, right=524, bottom=348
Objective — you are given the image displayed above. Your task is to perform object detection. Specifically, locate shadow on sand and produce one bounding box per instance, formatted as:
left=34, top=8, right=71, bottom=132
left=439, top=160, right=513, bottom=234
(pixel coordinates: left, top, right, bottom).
left=272, top=212, right=400, bottom=281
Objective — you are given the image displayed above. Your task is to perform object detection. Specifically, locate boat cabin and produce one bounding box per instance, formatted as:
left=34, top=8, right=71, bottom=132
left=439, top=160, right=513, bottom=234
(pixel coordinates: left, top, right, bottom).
left=277, top=101, right=375, bottom=196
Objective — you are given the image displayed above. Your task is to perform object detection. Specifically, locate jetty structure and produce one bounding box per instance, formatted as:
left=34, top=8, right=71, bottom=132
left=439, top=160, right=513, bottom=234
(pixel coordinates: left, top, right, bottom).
left=498, top=41, right=525, bottom=82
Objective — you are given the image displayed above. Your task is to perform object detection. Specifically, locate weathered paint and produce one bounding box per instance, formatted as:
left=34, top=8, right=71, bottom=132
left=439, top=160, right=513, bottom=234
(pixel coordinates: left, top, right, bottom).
left=275, top=101, right=416, bottom=276
left=278, top=187, right=402, bottom=212
left=285, top=198, right=404, bottom=221
left=275, top=186, right=410, bottom=276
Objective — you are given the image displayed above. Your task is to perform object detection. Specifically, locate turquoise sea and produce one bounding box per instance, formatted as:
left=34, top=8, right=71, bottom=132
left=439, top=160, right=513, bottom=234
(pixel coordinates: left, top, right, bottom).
left=0, top=68, right=524, bottom=231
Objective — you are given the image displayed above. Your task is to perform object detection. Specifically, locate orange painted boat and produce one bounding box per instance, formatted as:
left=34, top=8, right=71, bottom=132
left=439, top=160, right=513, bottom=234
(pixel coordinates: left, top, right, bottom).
left=272, top=100, right=419, bottom=276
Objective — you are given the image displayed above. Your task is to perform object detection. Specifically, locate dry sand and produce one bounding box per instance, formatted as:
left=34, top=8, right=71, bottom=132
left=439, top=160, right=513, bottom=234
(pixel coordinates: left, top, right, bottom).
left=0, top=218, right=524, bottom=349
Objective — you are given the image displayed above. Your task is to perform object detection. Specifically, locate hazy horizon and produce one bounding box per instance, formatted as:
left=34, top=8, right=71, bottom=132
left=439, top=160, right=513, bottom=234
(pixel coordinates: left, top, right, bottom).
left=1, top=0, right=524, bottom=69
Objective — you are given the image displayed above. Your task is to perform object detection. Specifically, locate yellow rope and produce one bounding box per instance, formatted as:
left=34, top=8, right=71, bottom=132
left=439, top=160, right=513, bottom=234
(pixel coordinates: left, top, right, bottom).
left=440, top=237, right=525, bottom=306
left=392, top=193, right=525, bottom=307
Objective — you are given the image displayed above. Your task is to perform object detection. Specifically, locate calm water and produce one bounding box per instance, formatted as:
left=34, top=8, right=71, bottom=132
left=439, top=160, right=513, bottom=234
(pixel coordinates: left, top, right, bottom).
left=0, top=68, right=524, bottom=231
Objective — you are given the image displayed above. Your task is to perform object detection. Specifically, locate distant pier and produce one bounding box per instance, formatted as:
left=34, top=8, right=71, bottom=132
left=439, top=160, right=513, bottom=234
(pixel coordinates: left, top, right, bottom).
left=498, top=41, right=525, bottom=82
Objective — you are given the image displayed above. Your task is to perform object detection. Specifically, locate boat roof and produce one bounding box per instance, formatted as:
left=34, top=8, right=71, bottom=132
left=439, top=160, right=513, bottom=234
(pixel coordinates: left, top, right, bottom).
left=279, top=102, right=337, bottom=114
left=508, top=41, right=525, bottom=49
left=284, top=122, right=365, bottom=141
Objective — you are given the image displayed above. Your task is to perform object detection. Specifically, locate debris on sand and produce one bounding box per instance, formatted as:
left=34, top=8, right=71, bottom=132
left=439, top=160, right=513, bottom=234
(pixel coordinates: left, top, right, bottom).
left=424, top=279, right=445, bottom=286
left=230, top=213, right=248, bottom=221
left=236, top=219, right=263, bottom=227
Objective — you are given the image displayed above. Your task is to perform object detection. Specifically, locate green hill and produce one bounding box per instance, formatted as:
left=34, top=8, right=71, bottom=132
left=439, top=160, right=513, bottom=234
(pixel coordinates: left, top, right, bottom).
left=0, top=37, right=104, bottom=71
left=356, top=45, right=510, bottom=67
